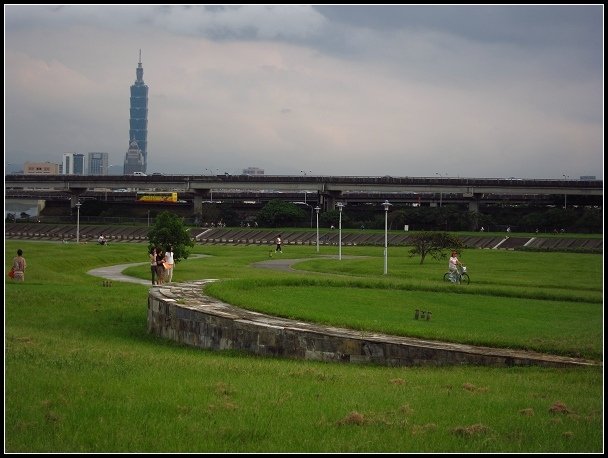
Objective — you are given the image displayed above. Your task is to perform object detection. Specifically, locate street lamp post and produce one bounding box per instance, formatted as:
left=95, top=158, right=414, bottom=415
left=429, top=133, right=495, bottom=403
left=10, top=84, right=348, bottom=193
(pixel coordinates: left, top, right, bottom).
left=562, top=174, right=569, bottom=209
left=75, top=201, right=82, bottom=243
left=315, top=206, right=320, bottom=253
left=382, top=200, right=392, bottom=275
left=337, top=202, right=344, bottom=260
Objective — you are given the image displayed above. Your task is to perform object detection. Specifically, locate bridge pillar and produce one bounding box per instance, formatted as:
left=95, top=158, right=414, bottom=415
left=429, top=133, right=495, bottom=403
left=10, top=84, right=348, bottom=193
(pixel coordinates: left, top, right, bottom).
left=192, top=189, right=210, bottom=222
left=468, top=199, right=479, bottom=213
left=320, top=191, right=343, bottom=211
left=69, top=188, right=87, bottom=208
left=468, top=195, right=481, bottom=230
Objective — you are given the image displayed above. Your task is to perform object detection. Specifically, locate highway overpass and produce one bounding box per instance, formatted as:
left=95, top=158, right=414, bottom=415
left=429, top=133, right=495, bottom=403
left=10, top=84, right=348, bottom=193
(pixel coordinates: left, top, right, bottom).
left=5, top=174, right=603, bottom=215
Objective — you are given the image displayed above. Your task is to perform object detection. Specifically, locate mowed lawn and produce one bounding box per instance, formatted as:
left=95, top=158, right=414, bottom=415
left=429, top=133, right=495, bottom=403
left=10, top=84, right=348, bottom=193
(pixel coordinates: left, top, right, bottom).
left=5, top=240, right=603, bottom=452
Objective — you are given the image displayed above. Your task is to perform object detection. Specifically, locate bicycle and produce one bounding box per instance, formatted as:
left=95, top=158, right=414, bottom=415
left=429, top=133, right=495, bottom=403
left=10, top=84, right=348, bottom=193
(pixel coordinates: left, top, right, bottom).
left=443, top=265, right=470, bottom=285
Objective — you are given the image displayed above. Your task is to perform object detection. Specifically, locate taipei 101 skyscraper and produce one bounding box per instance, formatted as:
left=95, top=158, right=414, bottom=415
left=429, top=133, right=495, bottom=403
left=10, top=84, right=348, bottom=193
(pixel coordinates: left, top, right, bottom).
left=127, top=50, right=148, bottom=173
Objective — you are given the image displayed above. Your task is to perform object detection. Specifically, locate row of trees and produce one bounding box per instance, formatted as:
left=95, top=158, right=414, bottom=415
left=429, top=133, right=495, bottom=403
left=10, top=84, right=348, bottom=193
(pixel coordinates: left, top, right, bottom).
left=23, top=198, right=601, bottom=234
left=250, top=200, right=602, bottom=234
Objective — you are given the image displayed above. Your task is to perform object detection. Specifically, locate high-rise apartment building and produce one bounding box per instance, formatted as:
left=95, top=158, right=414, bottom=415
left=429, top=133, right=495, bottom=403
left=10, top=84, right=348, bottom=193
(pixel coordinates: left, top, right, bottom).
left=88, top=152, right=109, bottom=175
left=63, top=153, right=85, bottom=175
left=126, top=50, right=148, bottom=174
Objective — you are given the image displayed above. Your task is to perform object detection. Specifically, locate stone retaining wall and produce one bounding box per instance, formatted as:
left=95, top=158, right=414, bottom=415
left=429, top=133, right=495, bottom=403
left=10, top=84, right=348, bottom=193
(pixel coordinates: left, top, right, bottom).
left=147, top=281, right=598, bottom=369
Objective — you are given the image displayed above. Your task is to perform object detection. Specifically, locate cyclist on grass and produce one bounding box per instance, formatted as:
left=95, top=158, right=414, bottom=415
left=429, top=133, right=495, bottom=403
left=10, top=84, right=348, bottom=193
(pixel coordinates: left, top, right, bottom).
left=448, top=250, right=463, bottom=283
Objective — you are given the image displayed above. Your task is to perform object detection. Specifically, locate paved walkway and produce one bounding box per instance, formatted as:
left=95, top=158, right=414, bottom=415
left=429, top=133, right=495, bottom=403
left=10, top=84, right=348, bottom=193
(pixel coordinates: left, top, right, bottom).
left=88, top=258, right=601, bottom=368
left=88, top=254, right=210, bottom=286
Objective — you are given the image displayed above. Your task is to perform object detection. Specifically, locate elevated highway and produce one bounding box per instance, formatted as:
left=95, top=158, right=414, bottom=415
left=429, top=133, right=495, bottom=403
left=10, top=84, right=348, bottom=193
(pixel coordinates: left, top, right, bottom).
left=5, top=174, right=603, bottom=214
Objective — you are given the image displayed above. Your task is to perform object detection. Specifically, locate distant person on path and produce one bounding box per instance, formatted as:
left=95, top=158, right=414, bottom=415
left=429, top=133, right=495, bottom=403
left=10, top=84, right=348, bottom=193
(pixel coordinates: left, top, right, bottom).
left=448, top=250, right=463, bottom=283
left=149, top=247, right=158, bottom=285
left=12, top=249, right=27, bottom=282
left=155, top=247, right=165, bottom=285
left=506, top=226, right=511, bottom=233
left=275, top=235, right=282, bottom=253
left=163, top=245, right=174, bottom=283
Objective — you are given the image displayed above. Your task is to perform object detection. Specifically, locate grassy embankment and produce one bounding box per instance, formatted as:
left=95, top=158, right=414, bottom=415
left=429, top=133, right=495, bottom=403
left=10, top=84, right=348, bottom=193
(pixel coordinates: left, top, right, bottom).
left=5, top=240, right=603, bottom=452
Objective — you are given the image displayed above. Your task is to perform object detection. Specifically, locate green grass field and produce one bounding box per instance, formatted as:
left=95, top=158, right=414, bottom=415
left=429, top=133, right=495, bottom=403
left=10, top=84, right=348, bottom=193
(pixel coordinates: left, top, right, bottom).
left=4, top=239, right=603, bottom=452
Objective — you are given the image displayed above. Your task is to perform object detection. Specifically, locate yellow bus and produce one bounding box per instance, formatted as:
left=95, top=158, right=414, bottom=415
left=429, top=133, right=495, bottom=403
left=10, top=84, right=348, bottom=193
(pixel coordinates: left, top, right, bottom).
left=135, top=191, right=178, bottom=203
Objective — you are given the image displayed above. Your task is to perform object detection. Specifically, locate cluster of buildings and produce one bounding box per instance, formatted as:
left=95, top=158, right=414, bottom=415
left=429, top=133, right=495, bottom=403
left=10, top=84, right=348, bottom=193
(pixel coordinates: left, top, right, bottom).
left=23, top=152, right=109, bottom=176
left=12, top=51, right=264, bottom=178
left=17, top=51, right=149, bottom=177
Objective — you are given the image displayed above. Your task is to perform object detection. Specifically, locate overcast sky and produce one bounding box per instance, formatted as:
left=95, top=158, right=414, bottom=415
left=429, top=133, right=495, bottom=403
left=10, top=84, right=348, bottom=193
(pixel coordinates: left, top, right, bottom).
left=4, top=5, right=604, bottom=179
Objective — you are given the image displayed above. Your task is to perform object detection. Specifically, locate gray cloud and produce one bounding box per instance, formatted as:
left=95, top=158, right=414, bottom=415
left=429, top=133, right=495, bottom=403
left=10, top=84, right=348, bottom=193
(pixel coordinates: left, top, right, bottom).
left=4, top=5, right=603, bottom=179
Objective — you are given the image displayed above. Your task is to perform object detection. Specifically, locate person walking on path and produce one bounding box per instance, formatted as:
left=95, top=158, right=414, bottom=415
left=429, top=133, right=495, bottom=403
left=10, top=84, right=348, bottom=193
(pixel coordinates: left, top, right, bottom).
left=275, top=235, right=282, bottom=253
left=11, top=249, right=27, bottom=282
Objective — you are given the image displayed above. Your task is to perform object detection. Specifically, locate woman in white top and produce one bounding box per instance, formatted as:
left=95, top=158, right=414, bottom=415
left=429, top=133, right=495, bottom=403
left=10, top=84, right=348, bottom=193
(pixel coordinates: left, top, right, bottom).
left=164, top=246, right=175, bottom=282
left=448, top=251, right=462, bottom=282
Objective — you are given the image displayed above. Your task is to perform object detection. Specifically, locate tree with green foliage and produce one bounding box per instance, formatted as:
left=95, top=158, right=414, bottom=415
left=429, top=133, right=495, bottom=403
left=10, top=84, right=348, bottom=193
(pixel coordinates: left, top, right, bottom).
left=147, top=211, right=194, bottom=262
left=408, top=231, right=464, bottom=264
left=257, top=199, right=306, bottom=227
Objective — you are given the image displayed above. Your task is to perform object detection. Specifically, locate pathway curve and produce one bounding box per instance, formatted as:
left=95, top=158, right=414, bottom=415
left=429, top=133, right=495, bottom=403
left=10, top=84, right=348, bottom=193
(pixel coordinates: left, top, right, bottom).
left=87, top=254, right=210, bottom=285
left=88, top=257, right=601, bottom=368
left=88, top=256, right=342, bottom=283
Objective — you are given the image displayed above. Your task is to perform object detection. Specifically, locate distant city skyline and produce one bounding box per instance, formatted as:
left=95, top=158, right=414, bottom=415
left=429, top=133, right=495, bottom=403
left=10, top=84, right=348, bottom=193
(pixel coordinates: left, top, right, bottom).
left=5, top=5, right=604, bottom=179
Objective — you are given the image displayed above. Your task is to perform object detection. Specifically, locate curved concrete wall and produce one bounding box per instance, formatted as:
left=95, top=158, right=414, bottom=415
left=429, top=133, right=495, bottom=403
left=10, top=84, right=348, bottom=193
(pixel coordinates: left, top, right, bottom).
left=147, top=281, right=598, bottom=368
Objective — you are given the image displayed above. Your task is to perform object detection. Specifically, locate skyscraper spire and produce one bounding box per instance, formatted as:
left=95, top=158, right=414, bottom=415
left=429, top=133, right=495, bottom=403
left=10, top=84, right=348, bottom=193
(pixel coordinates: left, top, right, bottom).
left=126, top=50, right=148, bottom=174
left=136, top=49, right=144, bottom=83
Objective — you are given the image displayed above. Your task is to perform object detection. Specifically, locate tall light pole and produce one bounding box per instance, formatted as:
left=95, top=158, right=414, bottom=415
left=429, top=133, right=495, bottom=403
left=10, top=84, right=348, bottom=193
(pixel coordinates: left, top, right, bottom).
left=315, top=206, right=320, bottom=253
left=75, top=201, right=82, bottom=243
left=337, top=202, right=344, bottom=260
left=382, top=200, right=392, bottom=275
left=562, top=174, right=569, bottom=209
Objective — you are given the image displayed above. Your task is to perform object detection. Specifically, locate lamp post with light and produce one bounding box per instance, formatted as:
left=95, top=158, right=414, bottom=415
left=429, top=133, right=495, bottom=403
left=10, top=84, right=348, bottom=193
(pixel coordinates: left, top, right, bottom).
left=75, top=201, right=82, bottom=243
left=337, top=202, right=344, bottom=260
left=382, top=200, right=392, bottom=275
left=315, top=206, right=321, bottom=253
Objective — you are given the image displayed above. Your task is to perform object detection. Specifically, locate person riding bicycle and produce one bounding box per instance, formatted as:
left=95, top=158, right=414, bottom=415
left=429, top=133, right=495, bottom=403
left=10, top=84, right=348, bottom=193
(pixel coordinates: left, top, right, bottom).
left=448, top=250, right=463, bottom=282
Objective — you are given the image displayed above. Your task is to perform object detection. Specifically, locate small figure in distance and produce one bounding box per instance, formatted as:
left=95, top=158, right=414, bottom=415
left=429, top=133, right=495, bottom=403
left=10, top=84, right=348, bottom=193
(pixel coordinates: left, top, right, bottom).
left=480, top=226, right=485, bottom=232
left=98, top=234, right=107, bottom=245
left=12, top=248, right=27, bottom=282
left=275, top=235, right=282, bottom=253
